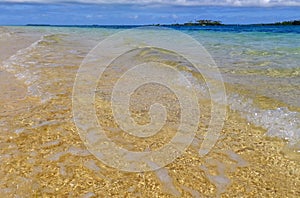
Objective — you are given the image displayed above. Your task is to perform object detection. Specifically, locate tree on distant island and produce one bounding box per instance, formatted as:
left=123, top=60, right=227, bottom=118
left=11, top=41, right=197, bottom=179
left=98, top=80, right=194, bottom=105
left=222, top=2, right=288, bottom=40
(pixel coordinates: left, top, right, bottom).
left=274, top=20, right=300, bottom=25
left=170, top=19, right=223, bottom=26
left=183, top=19, right=223, bottom=26
left=196, top=20, right=223, bottom=25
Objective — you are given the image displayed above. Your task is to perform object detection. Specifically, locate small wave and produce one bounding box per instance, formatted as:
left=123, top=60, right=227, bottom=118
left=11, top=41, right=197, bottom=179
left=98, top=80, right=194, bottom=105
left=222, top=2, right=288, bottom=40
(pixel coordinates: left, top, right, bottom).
left=0, top=27, right=13, bottom=38
left=228, top=94, right=300, bottom=146
left=37, top=33, right=68, bottom=46
left=1, top=37, right=45, bottom=99
left=0, top=32, right=12, bottom=38
left=0, top=33, right=79, bottom=103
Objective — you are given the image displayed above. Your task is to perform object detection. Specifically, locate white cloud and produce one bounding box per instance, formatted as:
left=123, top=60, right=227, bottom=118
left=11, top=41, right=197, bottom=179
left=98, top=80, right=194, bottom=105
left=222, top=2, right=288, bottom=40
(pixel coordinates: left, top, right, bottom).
left=172, top=14, right=178, bottom=19
left=129, top=15, right=139, bottom=19
left=2, top=0, right=300, bottom=6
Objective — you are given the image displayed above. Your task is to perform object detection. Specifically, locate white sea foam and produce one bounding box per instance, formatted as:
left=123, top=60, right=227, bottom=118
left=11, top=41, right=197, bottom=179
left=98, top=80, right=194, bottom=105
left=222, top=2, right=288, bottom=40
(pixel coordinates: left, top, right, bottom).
left=181, top=61, right=300, bottom=151
left=228, top=94, right=300, bottom=145
left=1, top=35, right=47, bottom=99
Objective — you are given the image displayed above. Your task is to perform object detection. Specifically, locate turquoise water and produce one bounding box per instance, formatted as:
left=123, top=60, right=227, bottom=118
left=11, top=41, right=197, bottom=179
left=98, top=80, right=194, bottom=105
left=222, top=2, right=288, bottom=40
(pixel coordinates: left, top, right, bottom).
left=194, top=30, right=300, bottom=107
left=190, top=28, right=300, bottom=145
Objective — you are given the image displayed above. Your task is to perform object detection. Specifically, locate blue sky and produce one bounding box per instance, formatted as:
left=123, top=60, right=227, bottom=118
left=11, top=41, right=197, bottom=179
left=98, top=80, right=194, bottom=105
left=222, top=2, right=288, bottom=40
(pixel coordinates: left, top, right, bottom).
left=0, top=0, right=300, bottom=25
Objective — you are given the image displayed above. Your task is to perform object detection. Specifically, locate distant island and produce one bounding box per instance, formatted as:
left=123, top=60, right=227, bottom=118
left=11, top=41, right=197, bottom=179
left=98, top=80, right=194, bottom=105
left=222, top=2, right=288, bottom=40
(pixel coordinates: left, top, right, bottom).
left=170, top=20, right=223, bottom=26
left=164, top=19, right=300, bottom=26
left=269, top=20, right=300, bottom=25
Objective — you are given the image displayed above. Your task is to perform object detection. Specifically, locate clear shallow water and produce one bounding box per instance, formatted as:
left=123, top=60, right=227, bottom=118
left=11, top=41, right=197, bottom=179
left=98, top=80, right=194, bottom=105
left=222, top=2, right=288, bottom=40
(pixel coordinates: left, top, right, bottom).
left=187, top=28, right=300, bottom=148
left=0, top=25, right=299, bottom=197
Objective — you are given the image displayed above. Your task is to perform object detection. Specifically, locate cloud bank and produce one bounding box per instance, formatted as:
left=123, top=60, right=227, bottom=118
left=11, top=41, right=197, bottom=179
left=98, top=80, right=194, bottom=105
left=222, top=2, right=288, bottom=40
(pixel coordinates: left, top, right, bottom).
left=2, top=0, right=300, bottom=7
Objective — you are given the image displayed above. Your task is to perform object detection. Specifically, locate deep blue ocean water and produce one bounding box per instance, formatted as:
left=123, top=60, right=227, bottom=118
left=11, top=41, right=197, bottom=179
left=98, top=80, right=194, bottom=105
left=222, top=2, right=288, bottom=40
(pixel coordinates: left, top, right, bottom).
left=26, top=24, right=300, bottom=33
